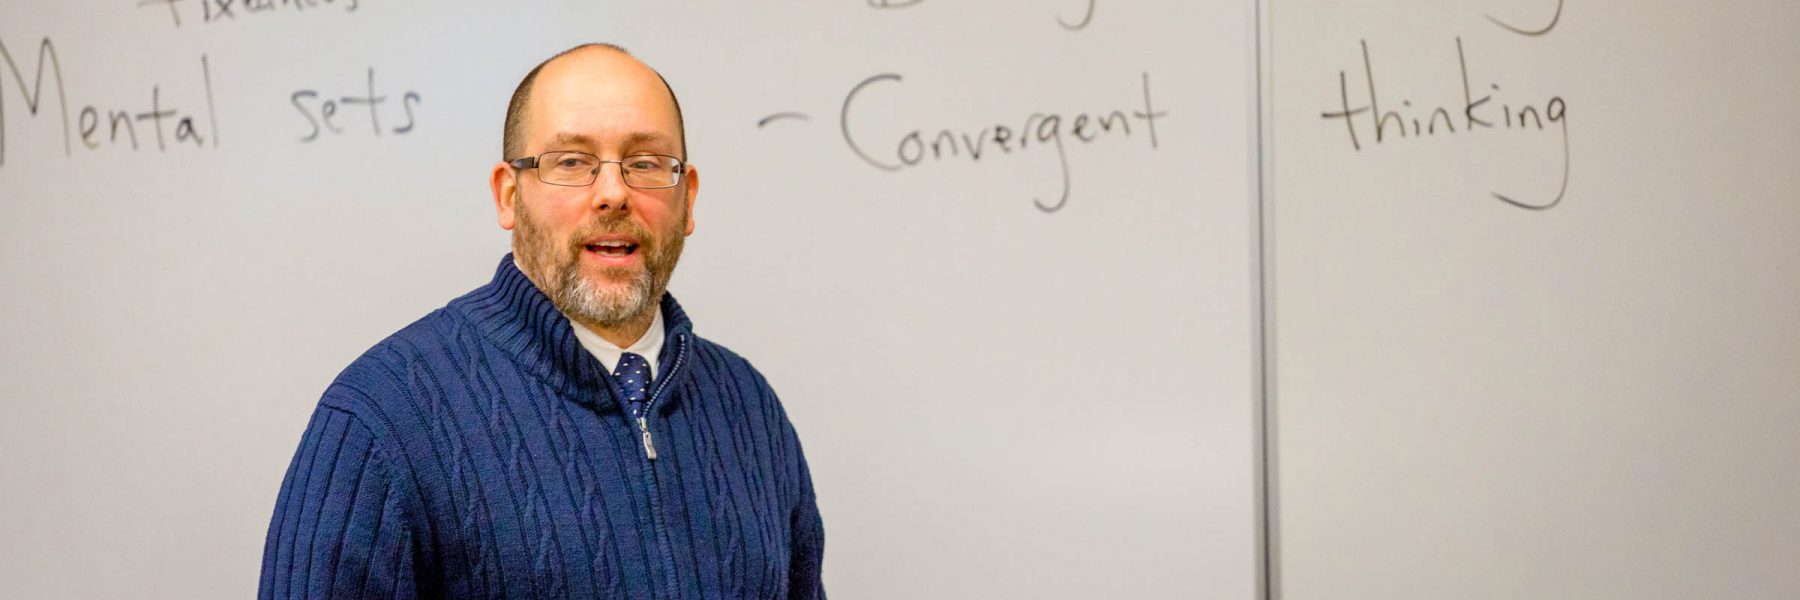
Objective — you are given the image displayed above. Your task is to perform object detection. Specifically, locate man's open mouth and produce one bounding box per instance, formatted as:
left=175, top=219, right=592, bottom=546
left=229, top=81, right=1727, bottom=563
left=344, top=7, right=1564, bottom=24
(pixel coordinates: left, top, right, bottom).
left=587, top=240, right=640, bottom=257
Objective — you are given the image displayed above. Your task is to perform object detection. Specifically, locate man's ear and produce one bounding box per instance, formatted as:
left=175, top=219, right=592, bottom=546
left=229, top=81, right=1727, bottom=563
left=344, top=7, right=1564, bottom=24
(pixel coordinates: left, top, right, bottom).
left=682, top=165, right=699, bottom=236
left=491, top=161, right=519, bottom=231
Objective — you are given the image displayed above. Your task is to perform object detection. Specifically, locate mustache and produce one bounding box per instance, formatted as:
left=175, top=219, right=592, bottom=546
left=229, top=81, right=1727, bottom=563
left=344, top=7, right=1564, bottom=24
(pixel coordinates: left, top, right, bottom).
left=567, top=214, right=653, bottom=249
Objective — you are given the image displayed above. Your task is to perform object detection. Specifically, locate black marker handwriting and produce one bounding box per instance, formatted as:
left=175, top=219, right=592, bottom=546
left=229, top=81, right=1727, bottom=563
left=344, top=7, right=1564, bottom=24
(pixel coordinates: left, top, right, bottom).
left=1487, top=0, right=1562, bottom=37
left=2, top=36, right=219, bottom=167
left=865, top=0, right=1097, bottom=33
left=0, top=36, right=69, bottom=165
left=1058, top=0, right=1097, bottom=31
left=139, top=0, right=361, bottom=29
left=839, top=71, right=1165, bottom=213
left=757, top=112, right=809, bottom=128
left=1319, top=37, right=1569, bottom=210
left=291, top=68, right=420, bottom=142
left=1493, top=97, right=1567, bottom=210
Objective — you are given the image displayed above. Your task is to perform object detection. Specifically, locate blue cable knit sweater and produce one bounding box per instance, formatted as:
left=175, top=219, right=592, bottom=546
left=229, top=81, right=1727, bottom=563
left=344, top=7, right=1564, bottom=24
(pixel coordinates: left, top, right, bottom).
left=259, top=256, right=826, bottom=599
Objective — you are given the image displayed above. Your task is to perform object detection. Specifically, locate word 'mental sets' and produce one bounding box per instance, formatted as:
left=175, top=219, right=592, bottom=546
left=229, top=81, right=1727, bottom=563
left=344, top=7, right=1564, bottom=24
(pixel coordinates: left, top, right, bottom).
left=291, top=68, right=422, bottom=142
left=0, top=38, right=219, bottom=166
left=4, top=5, right=423, bottom=169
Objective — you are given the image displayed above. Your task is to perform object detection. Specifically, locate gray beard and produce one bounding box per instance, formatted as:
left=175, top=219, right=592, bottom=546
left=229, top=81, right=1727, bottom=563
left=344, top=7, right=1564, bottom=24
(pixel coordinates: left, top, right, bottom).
left=553, top=261, right=658, bottom=329
left=516, top=210, right=686, bottom=331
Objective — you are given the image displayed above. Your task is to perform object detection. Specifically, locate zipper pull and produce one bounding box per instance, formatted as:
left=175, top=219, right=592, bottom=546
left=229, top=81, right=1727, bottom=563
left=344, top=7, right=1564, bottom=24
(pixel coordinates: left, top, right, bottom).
left=637, top=416, right=658, bottom=460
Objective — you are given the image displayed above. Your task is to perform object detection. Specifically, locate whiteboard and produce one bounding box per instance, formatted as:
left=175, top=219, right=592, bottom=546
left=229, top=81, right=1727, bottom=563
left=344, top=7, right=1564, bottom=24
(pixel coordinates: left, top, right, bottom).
left=1267, top=1, right=1800, bottom=598
left=0, top=1, right=1260, bottom=598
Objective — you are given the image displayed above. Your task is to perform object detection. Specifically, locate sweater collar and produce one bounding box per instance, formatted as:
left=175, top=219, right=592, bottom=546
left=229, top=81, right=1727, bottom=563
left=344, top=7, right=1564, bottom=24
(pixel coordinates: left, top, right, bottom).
left=451, top=254, right=695, bottom=409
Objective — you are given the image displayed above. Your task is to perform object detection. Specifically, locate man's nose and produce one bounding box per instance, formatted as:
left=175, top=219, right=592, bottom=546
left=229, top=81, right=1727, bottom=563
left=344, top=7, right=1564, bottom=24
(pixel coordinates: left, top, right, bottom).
left=588, top=162, right=630, bottom=211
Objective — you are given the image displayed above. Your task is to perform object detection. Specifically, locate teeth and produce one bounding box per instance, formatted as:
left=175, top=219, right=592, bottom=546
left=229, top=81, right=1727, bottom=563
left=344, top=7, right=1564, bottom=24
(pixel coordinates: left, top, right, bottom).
left=594, top=241, right=629, bottom=248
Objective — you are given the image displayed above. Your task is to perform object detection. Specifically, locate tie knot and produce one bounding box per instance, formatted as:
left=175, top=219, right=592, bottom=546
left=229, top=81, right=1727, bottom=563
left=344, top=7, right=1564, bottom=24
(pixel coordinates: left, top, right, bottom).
left=614, top=352, right=652, bottom=412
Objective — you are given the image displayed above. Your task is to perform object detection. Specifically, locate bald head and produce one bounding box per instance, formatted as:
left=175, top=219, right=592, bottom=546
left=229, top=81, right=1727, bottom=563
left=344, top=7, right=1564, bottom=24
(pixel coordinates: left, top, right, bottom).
left=502, top=43, right=688, bottom=161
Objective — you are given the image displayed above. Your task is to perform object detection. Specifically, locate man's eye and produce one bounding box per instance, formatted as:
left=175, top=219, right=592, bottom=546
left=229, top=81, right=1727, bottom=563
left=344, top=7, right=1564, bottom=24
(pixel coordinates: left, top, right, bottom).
left=557, top=159, right=588, bottom=169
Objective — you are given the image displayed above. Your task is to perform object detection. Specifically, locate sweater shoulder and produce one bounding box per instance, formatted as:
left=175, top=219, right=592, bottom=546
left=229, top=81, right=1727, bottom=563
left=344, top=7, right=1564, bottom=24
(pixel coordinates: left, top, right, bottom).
left=686, top=333, right=772, bottom=388
left=317, top=307, right=474, bottom=427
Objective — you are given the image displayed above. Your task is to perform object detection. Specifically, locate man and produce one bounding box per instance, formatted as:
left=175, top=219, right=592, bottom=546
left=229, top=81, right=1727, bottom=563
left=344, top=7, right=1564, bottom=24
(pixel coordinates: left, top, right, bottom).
left=259, top=44, right=826, bottom=599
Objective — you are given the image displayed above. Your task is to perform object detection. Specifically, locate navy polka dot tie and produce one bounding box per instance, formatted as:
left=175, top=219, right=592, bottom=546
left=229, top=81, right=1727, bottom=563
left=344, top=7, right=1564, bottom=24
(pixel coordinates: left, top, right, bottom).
left=614, top=352, right=652, bottom=416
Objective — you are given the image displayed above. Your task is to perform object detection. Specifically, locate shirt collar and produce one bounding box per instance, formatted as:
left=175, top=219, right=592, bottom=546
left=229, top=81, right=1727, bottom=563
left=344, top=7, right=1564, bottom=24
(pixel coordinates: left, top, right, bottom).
left=569, top=308, right=665, bottom=380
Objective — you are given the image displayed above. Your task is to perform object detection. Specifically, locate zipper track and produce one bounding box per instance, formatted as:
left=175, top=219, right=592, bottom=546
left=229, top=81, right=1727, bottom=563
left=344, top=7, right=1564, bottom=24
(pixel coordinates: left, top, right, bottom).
left=636, top=332, right=688, bottom=598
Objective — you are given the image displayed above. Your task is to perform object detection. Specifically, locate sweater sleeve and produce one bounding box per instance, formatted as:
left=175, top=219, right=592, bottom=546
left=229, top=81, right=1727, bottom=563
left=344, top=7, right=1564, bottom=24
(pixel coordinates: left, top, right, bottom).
left=260, top=404, right=418, bottom=600
left=787, top=445, right=827, bottom=600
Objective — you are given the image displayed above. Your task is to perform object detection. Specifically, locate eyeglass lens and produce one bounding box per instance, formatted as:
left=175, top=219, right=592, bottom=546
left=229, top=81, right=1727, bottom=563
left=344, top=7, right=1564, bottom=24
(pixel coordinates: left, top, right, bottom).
left=536, top=152, right=681, bottom=188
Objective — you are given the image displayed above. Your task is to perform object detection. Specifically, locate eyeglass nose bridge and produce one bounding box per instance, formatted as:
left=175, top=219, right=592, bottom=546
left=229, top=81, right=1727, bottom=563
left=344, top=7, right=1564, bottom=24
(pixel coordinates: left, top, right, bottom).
left=584, top=159, right=625, bottom=188
left=583, top=161, right=633, bottom=199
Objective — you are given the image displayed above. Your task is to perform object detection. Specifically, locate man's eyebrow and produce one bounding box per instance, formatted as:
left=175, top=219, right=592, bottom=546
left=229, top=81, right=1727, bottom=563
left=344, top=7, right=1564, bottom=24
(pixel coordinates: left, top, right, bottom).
left=617, top=131, right=675, bottom=150
left=545, top=132, right=598, bottom=148
left=542, top=131, right=676, bottom=153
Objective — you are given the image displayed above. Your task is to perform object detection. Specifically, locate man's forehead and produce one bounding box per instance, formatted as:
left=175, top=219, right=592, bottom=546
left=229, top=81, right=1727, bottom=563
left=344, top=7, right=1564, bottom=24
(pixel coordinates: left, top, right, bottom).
left=526, top=52, right=681, bottom=146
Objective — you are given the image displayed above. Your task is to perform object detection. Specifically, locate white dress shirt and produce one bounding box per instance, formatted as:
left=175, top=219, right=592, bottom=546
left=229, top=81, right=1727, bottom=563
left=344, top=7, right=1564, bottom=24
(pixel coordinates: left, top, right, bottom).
left=569, top=308, right=665, bottom=380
